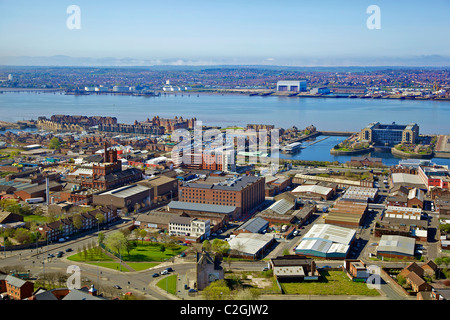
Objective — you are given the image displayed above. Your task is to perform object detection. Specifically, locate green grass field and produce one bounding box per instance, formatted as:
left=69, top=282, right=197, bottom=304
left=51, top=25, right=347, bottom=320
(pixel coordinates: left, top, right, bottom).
left=126, top=262, right=160, bottom=271
left=67, top=247, right=114, bottom=262
left=280, top=271, right=380, bottom=296
left=156, top=274, right=177, bottom=295
left=23, top=215, right=47, bottom=224
left=122, top=243, right=186, bottom=262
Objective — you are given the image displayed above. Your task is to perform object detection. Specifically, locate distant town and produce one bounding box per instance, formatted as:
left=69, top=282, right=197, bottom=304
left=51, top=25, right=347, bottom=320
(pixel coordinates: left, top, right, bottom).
left=1, top=109, right=450, bottom=301
left=1, top=66, right=450, bottom=100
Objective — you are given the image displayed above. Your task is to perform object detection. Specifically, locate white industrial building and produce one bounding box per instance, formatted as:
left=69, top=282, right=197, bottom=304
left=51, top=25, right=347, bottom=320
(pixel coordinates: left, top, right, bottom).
left=294, top=224, right=355, bottom=259
left=228, top=233, right=275, bottom=260
left=276, top=80, right=307, bottom=92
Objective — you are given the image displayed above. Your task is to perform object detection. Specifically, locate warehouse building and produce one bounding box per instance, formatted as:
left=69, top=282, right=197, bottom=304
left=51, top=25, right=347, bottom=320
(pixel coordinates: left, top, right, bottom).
left=234, top=216, right=269, bottom=235
left=376, top=235, right=416, bottom=259
left=294, top=224, right=355, bottom=259
left=324, top=200, right=368, bottom=228
left=228, top=233, right=276, bottom=260
left=92, top=184, right=151, bottom=215
left=276, top=80, right=307, bottom=92
left=291, top=184, right=334, bottom=201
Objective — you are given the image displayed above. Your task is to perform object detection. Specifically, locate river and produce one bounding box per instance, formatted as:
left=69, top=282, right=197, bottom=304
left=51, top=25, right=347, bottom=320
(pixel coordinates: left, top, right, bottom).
left=0, top=91, right=449, bottom=166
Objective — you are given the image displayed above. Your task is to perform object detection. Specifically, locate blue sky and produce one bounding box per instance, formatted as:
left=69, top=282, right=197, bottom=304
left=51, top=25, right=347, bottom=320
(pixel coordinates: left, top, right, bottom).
left=0, top=0, right=449, bottom=66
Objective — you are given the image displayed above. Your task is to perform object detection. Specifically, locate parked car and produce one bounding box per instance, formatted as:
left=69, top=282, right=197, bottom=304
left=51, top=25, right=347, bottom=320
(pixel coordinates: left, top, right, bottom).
left=152, top=273, right=159, bottom=278
left=47, top=253, right=55, bottom=258
left=161, top=270, right=168, bottom=275
left=56, top=251, right=64, bottom=257
left=188, top=289, right=197, bottom=293
left=166, top=267, right=173, bottom=272
left=65, top=248, right=73, bottom=252
left=113, top=285, right=122, bottom=290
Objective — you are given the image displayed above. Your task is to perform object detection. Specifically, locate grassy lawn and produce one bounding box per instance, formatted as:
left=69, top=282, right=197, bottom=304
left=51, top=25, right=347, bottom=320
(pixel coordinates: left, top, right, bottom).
left=280, top=271, right=380, bottom=296
left=67, top=247, right=114, bottom=262
left=23, top=214, right=47, bottom=224
left=126, top=262, right=160, bottom=271
left=156, top=274, right=177, bottom=295
left=122, top=243, right=186, bottom=262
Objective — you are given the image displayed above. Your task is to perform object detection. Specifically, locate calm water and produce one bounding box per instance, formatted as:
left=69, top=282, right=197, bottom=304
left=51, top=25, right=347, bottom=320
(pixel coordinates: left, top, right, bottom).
left=280, top=135, right=450, bottom=167
left=1, top=91, right=450, bottom=134
left=1, top=92, right=449, bottom=166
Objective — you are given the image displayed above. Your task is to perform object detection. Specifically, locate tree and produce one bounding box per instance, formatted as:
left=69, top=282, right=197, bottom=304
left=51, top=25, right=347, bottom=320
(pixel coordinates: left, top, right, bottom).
left=104, top=231, right=127, bottom=256
left=98, top=232, right=105, bottom=245
left=72, top=214, right=83, bottom=231
left=211, top=239, right=230, bottom=255
left=14, top=228, right=32, bottom=244
left=202, top=280, right=231, bottom=300
left=202, top=239, right=211, bottom=252
left=48, top=137, right=61, bottom=150
left=139, top=229, right=147, bottom=244
left=95, top=212, right=105, bottom=229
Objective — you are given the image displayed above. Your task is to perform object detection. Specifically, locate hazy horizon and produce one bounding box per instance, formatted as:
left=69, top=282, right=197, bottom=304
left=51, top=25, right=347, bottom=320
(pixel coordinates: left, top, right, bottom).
left=1, top=1, right=449, bottom=67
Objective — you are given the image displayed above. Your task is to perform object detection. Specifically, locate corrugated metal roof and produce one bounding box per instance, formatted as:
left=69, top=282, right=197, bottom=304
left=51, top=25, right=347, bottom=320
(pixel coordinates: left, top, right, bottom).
left=237, top=217, right=268, bottom=233
left=377, top=235, right=415, bottom=256
left=268, top=198, right=294, bottom=215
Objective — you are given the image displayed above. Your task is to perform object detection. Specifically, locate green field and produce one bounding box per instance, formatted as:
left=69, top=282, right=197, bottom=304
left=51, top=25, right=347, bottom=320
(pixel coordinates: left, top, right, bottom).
left=67, top=248, right=114, bottom=262
left=23, top=214, right=47, bottom=224
left=122, top=243, right=186, bottom=262
left=156, top=274, right=177, bottom=295
left=126, top=262, right=160, bottom=271
left=280, top=271, right=380, bottom=296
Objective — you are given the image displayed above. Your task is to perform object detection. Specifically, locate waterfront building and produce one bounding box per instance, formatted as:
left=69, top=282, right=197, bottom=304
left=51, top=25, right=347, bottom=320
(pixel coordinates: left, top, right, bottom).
left=310, top=87, right=330, bottom=94
left=276, top=80, right=307, bottom=92
left=112, top=86, right=130, bottom=92
left=360, top=122, right=419, bottom=146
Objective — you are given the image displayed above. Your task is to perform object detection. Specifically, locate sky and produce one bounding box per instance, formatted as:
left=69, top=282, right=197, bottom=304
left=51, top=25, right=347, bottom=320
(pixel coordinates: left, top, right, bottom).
left=0, top=0, right=449, bottom=66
